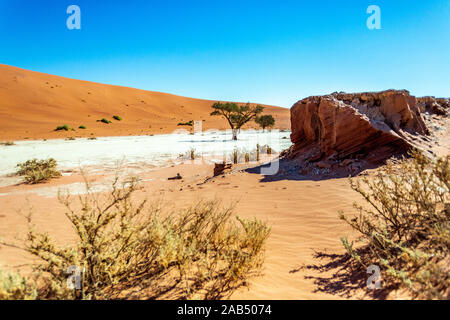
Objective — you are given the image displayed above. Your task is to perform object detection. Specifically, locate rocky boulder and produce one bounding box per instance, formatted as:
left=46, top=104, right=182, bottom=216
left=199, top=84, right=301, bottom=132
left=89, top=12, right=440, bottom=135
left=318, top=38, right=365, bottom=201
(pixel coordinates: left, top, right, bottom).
left=288, top=90, right=430, bottom=166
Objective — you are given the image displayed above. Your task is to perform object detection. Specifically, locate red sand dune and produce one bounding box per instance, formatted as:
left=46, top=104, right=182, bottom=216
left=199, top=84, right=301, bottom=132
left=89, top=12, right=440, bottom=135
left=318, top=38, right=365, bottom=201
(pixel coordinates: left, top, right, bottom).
left=0, top=64, right=290, bottom=141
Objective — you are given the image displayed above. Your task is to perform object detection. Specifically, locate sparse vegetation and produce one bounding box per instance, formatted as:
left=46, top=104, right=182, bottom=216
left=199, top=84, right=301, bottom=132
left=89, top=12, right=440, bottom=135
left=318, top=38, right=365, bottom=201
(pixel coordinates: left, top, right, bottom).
left=113, top=115, right=122, bottom=121
left=97, top=118, right=112, bottom=124
left=16, top=158, right=62, bottom=184
left=3, top=174, right=270, bottom=300
left=78, top=125, right=86, bottom=129
left=55, top=125, right=70, bottom=131
left=0, top=141, right=15, bottom=146
left=339, top=152, right=449, bottom=299
left=210, top=102, right=264, bottom=140
left=177, top=120, right=193, bottom=126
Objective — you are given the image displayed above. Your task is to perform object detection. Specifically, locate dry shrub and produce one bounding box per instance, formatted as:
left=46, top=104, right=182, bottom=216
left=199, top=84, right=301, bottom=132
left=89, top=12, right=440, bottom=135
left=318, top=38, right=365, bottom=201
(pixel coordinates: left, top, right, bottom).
left=16, top=158, right=62, bottom=184
left=340, top=151, right=449, bottom=299
left=0, top=269, right=37, bottom=300
left=0, top=141, right=15, bottom=146
left=13, top=173, right=270, bottom=300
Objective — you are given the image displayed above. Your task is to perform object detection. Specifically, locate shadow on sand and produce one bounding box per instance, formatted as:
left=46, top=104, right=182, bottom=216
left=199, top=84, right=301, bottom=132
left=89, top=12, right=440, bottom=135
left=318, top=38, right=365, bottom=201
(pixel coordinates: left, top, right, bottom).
left=290, top=251, right=393, bottom=300
left=245, top=157, right=373, bottom=182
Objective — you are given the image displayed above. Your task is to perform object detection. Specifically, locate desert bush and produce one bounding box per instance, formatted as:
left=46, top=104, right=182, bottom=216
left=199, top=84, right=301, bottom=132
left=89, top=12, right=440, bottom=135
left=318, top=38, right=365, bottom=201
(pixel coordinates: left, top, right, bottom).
left=180, top=147, right=197, bottom=160
left=0, top=268, right=37, bottom=300
left=97, top=118, right=112, bottom=124
left=177, top=120, right=193, bottom=126
left=339, top=151, right=449, bottom=299
left=12, top=174, right=270, bottom=300
left=0, top=141, right=15, bottom=146
left=55, top=125, right=70, bottom=131
left=259, top=145, right=275, bottom=155
left=78, top=125, right=86, bottom=129
left=113, top=115, right=122, bottom=121
left=16, top=158, right=62, bottom=184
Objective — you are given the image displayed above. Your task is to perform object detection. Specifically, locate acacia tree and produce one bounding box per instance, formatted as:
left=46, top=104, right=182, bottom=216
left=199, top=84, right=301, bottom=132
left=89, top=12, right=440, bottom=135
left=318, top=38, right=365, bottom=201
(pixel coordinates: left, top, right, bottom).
left=210, top=102, right=264, bottom=140
left=255, top=115, right=275, bottom=132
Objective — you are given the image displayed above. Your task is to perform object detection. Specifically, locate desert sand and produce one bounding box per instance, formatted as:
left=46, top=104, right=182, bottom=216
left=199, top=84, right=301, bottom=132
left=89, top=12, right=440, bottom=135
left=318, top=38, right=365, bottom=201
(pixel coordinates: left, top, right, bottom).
left=0, top=159, right=372, bottom=300
left=0, top=64, right=290, bottom=141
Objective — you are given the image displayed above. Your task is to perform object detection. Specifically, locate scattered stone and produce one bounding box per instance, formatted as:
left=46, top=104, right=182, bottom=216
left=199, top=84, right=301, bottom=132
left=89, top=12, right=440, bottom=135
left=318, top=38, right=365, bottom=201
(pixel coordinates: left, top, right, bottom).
left=168, top=173, right=182, bottom=180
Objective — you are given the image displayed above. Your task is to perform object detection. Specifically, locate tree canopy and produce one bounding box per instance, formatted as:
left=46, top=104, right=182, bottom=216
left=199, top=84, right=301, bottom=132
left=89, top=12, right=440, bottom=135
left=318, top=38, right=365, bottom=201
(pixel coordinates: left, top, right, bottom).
left=255, top=115, right=275, bottom=131
left=210, top=102, right=264, bottom=140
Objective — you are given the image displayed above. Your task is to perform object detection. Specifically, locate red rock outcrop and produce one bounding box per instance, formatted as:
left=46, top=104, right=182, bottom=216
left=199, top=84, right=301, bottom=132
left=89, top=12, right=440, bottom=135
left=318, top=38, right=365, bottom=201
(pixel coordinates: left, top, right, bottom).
left=417, top=96, right=449, bottom=116
left=288, top=90, right=430, bottom=166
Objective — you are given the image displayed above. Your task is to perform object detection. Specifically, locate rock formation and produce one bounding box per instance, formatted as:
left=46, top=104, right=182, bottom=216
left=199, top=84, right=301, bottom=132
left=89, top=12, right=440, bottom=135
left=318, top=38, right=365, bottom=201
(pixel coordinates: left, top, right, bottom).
left=287, top=90, right=442, bottom=174
left=417, top=96, right=449, bottom=116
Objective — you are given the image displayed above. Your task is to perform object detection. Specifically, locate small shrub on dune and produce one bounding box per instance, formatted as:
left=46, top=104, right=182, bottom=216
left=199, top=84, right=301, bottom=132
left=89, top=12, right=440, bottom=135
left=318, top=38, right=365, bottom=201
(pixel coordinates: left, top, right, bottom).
left=112, top=115, right=122, bottom=121
left=6, top=174, right=270, bottom=299
left=55, top=125, right=70, bottom=131
left=177, top=120, right=193, bottom=126
left=97, top=118, right=112, bottom=124
left=78, top=125, right=86, bottom=129
left=16, top=158, right=61, bottom=184
left=339, top=151, right=449, bottom=299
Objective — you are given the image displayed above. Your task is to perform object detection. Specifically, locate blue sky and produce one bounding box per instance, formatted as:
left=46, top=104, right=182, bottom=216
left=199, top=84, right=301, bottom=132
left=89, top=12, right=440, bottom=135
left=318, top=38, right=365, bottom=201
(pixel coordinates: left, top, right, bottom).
left=0, top=0, right=449, bottom=108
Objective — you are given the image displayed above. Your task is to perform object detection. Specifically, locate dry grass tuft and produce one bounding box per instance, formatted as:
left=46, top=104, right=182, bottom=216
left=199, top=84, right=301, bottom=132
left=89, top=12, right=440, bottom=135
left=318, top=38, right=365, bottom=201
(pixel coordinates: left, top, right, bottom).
left=340, top=151, right=449, bottom=299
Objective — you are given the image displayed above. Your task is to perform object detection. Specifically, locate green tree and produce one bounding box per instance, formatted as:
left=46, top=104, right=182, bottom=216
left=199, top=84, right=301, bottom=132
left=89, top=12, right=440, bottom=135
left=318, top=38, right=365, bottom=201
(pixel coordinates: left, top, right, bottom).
left=210, top=102, right=264, bottom=140
left=255, top=115, right=275, bottom=132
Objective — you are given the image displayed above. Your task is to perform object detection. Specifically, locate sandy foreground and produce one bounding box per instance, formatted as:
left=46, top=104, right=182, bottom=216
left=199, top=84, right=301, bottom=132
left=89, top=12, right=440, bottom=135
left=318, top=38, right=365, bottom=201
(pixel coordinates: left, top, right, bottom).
left=0, top=158, right=381, bottom=300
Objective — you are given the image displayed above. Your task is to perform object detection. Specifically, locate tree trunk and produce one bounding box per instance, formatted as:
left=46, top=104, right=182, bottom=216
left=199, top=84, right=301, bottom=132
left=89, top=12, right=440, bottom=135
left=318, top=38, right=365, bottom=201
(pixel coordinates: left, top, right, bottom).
left=232, top=128, right=238, bottom=140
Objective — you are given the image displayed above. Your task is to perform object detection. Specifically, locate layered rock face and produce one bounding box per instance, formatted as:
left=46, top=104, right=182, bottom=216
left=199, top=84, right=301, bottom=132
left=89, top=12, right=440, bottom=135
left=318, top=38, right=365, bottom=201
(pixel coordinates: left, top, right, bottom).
left=417, top=96, right=449, bottom=116
left=288, top=90, right=431, bottom=166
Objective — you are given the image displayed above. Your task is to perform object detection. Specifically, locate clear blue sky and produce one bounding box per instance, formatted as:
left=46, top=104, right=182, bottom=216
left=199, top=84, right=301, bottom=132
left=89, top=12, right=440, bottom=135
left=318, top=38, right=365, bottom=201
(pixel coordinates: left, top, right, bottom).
left=0, top=0, right=449, bottom=108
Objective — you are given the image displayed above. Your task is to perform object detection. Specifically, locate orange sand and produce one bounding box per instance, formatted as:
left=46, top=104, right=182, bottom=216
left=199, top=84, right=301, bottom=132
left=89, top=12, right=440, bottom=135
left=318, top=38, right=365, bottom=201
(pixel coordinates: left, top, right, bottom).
left=0, top=64, right=290, bottom=141
left=0, top=161, right=375, bottom=300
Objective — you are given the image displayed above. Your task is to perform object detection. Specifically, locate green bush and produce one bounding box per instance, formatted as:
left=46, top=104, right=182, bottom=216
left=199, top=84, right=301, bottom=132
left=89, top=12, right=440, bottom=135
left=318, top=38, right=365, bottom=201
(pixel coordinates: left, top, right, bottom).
left=113, top=115, right=122, bottom=121
left=340, top=152, right=449, bottom=299
left=16, top=158, right=62, bottom=184
left=55, top=125, right=70, bottom=131
left=97, top=118, right=112, bottom=124
left=78, top=125, right=86, bottom=129
left=177, top=120, right=193, bottom=126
